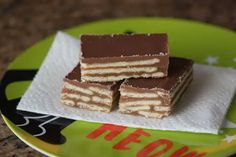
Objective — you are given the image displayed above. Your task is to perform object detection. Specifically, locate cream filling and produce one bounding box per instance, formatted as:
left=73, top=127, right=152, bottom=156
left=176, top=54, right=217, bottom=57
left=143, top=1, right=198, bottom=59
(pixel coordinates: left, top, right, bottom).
left=92, top=96, right=112, bottom=104
left=120, top=89, right=166, bottom=98
left=61, top=93, right=91, bottom=102
left=120, top=91, right=158, bottom=98
left=77, top=102, right=110, bottom=112
left=157, top=91, right=168, bottom=97
left=63, top=82, right=93, bottom=95
left=81, top=72, right=165, bottom=82
left=61, top=99, right=75, bottom=106
left=62, top=93, right=112, bottom=105
left=64, top=82, right=112, bottom=97
left=88, top=86, right=113, bottom=97
left=120, top=100, right=161, bottom=106
left=120, top=105, right=151, bottom=112
left=81, top=67, right=158, bottom=75
left=81, top=58, right=160, bottom=68
left=153, top=106, right=171, bottom=111
left=151, top=72, right=165, bottom=77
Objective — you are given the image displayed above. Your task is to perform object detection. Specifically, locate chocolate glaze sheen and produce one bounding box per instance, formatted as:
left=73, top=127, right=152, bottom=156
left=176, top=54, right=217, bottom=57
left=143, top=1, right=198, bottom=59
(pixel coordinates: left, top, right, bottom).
left=125, top=57, right=193, bottom=90
left=65, top=63, right=82, bottom=81
left=81, top=34, right=168, bottom=58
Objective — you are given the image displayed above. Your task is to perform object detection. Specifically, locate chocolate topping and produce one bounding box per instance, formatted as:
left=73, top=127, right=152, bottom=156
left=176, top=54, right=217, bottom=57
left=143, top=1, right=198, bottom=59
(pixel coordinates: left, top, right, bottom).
left=124, top=57, right=193, bottom=91
left=65, top=63, right=82, bottom=81
left=81, top=34, right=168, bottom=58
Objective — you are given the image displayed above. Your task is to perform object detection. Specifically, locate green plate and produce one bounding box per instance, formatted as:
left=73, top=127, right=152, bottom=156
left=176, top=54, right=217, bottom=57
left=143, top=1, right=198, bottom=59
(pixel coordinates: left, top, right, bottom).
left=1, top=17, right=236, bottom=157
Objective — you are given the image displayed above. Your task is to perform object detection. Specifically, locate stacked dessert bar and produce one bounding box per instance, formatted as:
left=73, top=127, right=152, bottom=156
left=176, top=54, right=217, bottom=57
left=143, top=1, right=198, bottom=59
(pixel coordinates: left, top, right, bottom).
left=61, top=33, right=193, bottom=119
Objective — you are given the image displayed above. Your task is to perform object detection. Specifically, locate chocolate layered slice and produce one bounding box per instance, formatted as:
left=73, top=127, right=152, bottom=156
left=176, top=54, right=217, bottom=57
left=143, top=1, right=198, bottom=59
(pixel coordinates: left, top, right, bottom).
left=80, top=34, right=169, bottom=82
left=119, top=57, right=193, bottom=118
left=61, top=64, right=121, bottom=112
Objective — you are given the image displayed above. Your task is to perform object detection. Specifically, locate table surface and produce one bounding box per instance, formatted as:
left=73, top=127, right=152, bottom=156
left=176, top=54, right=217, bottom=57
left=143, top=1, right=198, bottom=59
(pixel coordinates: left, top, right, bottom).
left=0, top=0, right=236, bottom=156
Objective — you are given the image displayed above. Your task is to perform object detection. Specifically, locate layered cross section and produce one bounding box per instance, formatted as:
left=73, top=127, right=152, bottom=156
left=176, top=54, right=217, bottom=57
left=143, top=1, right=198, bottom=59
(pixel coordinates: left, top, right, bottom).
left=61, top=64, right=121, bottom=112
left=80, top=34, right=169, bottom=82
left=119, top=57, right=193, bottom=118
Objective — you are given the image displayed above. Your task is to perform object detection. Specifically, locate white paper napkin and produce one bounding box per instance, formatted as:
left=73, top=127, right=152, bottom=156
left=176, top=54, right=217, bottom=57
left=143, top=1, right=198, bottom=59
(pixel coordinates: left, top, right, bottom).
left=17, top=32, right=236, bottom=134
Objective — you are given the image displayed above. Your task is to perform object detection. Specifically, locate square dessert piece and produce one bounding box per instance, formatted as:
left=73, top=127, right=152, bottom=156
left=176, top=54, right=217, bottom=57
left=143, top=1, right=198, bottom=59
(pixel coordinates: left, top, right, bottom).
left=61, top=64, right=121, bottom=112
left=80, top=34, right=169, bottom=82
left=119, top=57, right=193, bottom=118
